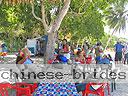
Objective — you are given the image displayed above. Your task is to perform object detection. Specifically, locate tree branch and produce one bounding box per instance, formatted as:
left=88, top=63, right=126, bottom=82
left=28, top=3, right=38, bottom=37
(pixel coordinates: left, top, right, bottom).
left=68, top=11, right=86, bottom=16
left=40, top=0, right=48, bottom=31
left=31, top=2, right=43, bottom=23
left=0, top=0, right=3, bottom=4
left=78, top=0, right=86, bottom=13
left=48, top=0, right=71, bottom=33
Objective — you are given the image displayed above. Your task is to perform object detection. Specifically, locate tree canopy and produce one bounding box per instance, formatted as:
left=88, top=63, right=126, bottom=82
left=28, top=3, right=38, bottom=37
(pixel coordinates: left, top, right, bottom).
left=0, top=0, right=128, bottom=52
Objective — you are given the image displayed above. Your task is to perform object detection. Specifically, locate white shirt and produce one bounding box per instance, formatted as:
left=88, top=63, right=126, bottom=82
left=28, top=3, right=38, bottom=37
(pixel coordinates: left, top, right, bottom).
left=124, top=44, right=128, bottom=54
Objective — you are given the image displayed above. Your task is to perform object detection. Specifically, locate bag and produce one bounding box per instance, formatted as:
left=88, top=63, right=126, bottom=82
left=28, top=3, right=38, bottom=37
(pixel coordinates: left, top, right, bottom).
left=59, top=55, right=68, bottom=62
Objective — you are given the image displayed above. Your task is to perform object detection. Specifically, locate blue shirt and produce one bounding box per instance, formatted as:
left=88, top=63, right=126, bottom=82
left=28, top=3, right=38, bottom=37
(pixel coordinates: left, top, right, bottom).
left=114, top=43, right=124, bottom=52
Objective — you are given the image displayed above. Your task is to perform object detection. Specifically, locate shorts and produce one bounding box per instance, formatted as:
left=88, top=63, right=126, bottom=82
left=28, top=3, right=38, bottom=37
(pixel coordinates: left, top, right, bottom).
left=115, top=52, right=122, bottom=61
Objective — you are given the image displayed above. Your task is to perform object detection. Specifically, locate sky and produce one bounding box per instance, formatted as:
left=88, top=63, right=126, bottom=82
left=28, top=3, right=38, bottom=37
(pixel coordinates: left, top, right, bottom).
left=104, top=25, right=128, bottom=39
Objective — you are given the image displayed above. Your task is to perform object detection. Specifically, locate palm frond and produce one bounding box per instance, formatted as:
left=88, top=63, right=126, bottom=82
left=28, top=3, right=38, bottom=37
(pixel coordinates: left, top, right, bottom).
left=105, top=0, right=128, bottom=34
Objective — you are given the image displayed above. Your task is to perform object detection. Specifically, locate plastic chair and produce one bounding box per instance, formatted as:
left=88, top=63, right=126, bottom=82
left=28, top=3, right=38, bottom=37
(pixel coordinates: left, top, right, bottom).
left=12, top=83, right=32, bottom=96
left=29, top=83, right=38, bottom=94
left=0, top=83, right=12, bottom=96
left=14, top=83, right=38, bottom=94
left=82, top=82, right=110, bottom=96
left=14, top=86, right=31, bottom=96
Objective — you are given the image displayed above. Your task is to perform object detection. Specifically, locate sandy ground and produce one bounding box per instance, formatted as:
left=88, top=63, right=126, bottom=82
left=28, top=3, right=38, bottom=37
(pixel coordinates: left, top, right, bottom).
left=111, top=65, right=128, bottom=96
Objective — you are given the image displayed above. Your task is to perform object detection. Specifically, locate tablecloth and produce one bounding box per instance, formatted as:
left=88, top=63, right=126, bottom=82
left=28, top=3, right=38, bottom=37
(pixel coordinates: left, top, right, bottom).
left=34, top=82, right=80, bottom=96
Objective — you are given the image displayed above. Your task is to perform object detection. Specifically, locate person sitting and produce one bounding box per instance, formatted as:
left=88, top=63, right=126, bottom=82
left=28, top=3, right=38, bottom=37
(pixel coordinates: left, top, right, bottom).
left=54, top=49, right=68, bottom=63
left=75, top=50, right=85, bottom=64
left=48, top=49, right=68, bottom=64
left=1, top=43, right=8, bottom=52
left=98, top=54, right=110, bottom=64
left=62, top=39, right=70, bottom=60
left=16, top=48, right=33, bottom=64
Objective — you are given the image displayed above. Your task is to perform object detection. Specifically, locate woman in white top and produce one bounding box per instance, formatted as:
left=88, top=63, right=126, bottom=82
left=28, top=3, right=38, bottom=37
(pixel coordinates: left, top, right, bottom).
left=124, top=42, right=128, bottom=64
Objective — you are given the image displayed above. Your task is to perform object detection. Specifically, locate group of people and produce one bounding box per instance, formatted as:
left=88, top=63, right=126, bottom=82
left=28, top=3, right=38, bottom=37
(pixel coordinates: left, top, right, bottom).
left=16, top=39, right=128, bottom=65
left=15, top=40, right=128, bottom=95
left=114, top=41, right=128, bottom=64
left=53, top=39, right=112, bottom=64
left=54, top=39, right=128, bottom=65
left=15, top=40, right=112, bottom=95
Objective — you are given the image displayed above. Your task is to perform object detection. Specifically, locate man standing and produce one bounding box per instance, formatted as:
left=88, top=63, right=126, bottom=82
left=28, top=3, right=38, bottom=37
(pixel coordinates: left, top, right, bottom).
left=114, top=42, right=124, bottom=64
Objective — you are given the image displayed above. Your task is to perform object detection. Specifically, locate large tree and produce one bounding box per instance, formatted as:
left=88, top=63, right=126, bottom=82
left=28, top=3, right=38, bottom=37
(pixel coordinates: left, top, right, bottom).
left=31, top=0, right=71, bottom=63
left=1, top=0, right=71, bottom=63
left=0, top=3, right=44, bottom=51
left=1, top=0, right=127, bottom=62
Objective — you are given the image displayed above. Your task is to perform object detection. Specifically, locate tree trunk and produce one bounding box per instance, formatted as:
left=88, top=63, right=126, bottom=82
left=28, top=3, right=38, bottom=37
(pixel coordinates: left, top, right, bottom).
left=44, top=0, right=71, bottom=63
left=0, top=0, right=2, bottom=4
left=105, top=29, right=116, bottom=50
left=44, top=32, right=56, bottom=63
left=31, top=0, right=71, bottom=63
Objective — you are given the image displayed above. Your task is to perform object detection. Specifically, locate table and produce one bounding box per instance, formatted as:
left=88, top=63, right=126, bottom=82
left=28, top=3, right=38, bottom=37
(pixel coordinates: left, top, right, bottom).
left=34, top=82, right=80, bottom=96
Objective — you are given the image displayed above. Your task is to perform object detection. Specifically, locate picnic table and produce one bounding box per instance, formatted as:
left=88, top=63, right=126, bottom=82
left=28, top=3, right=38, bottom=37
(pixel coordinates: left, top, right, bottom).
left=34, top=82, right=80, bottom=96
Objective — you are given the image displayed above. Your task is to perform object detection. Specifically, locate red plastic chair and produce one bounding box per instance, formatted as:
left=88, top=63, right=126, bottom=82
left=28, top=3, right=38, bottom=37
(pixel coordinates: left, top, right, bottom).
left=82, top=83, right=110, bottom=96
left=13, top=83, right=38, bottom=94
left=29, top=83, right=38, bottom=93
left=0, top=83, right=12, bottom=96
left=12, top=83, right=32, bottom=96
